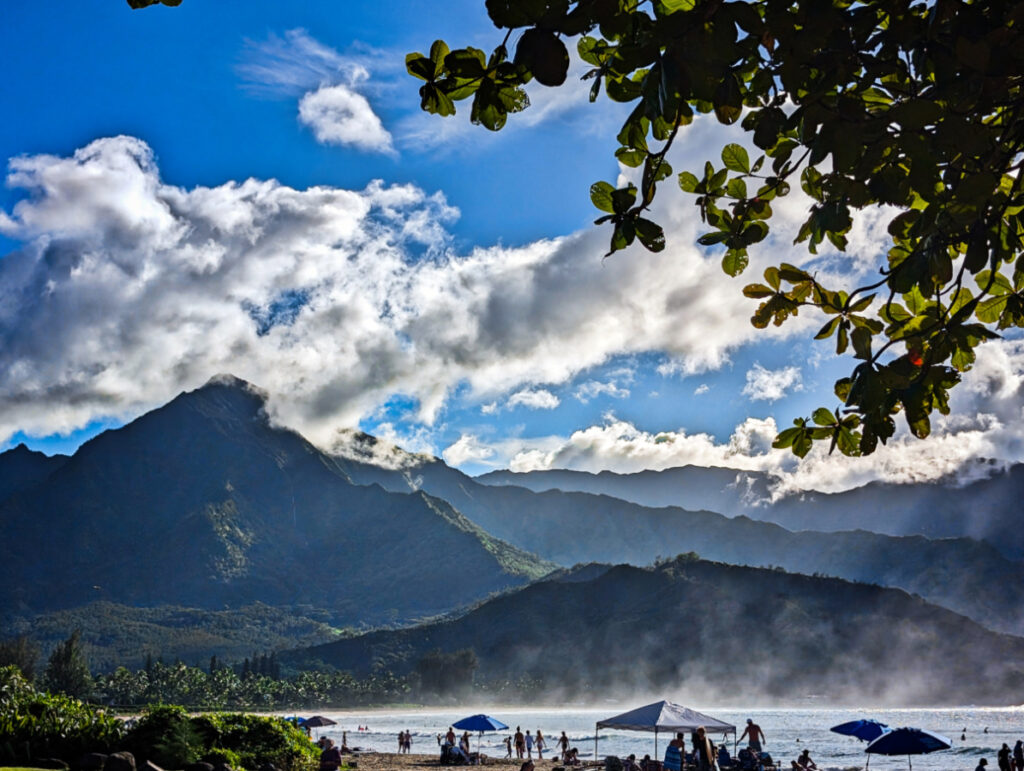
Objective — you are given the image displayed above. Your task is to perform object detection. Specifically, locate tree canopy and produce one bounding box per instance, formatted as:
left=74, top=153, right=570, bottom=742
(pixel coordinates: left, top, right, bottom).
left=406, top=0, right=1024, bottom=457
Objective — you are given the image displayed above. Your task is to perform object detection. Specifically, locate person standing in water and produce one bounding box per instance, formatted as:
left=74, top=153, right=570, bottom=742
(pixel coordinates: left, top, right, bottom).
left=739, top=719, right=766, bottom=752
left=515, top=727, right=526, bottom=759
left=999, top=744, right=1012, bottom=771
left=536, top=730, right=546, bottom=759
left=558, top=731, right=570, bottom=761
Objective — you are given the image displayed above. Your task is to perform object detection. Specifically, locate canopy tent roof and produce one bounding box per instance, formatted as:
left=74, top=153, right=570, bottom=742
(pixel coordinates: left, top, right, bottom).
left=596, top=700, right=736, bottom=735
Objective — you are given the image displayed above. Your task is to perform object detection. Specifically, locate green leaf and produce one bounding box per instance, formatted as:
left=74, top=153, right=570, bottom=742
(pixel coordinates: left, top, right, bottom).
left=654, top=0, right=697, bottom=16
left=722, top=248, right=749, bottom=276
left=635, top=218, right=666, bottom=252
left=743, top=284, right=775, bottom=299
left=514, top=29, right=569, bottom=87
left=698, top=231, right=728, bottom=246
left=815, top=317, right=840, bottom=339
left=610, top=184, right=638, bottom=214
left=721, top=144, right=750, bottom=173
left=812, top=407, right=835, bottom=426
left=678, top=171, right=700, bottom=193
left=589, top=181, right=616, bottom=214
left=406, top=54, right=437, bottom=81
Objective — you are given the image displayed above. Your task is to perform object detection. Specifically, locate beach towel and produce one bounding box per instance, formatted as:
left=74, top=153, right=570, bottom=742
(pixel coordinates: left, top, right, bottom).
left=664, top=745, right=683, bottom=771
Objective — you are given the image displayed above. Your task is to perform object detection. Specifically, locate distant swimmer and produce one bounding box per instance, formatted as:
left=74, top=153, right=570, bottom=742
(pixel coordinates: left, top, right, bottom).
left=739, top=719, right=766, bottom=752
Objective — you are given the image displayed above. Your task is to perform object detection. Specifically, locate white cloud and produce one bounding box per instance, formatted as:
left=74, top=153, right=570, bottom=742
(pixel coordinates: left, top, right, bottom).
left=442, top=434, right=495, bottom=467
left=482, top=339, right=1024, bottom=495
left=742, top=363, right=804, bottom=402
left=694, top=384, right=710, bottom=395
left=298, top=83, right=395, bottom=155
left=240, top=30, right=394, bottom=155
left=507, top=388, right=560, bottom=410
left=0, top=135, right=804, bottom=448
left=481, top=402, right=498, bottom=415
left=575, top=379, right=630, bottom=402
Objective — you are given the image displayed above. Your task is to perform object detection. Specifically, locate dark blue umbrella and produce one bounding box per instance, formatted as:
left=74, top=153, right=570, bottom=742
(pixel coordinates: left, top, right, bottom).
left=865, top=727, right=951, bottom=770
left=453, top=715, right=509, bottom=732
left=831, top=720, right=890, bottom=742
left=452, top=715, right=509, bottom=762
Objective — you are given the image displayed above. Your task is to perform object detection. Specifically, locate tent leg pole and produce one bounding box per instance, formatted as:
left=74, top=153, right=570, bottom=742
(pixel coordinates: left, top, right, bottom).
left=595, top=727, right=599, bottom=762
left=655, top=728, right=658, bottom=761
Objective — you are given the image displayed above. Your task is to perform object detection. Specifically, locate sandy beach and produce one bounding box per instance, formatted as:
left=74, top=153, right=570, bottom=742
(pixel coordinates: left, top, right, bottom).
left=347, top=753, right=587, bottom=771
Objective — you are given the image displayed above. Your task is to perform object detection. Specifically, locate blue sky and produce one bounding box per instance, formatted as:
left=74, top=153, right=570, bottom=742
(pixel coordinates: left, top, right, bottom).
left=2, top=0, right=1019, bottom=489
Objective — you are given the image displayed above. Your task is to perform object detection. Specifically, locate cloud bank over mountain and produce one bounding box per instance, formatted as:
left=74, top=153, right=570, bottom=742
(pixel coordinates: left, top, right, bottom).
left=0, top=135, right=791, bottom=447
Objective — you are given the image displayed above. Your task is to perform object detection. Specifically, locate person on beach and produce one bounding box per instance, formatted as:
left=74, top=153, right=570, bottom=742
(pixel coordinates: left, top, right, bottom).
left=536, top=729, right=546, bottom=759
left=405, top=731, right=413, bottom=754
left=461, top=731, right=472, bottom=756
left=505, top=736, right=513, bottom=758
left=1014, top=740, right=1024, bottom=771
left=520, top=761, right=535, bottom=771
left=640, top=754, right=653, bottom=771
left=526, top=730, right=535, bottom=759
left=693, top=726, right=716, bottom=771
left=624, top=754, right=641, bottom=771
left=398, top=731, right=405, bottom=753
left=739, top=719, right=765, bottom=752
left=447, top=727, right=457, bottom=745
left=791, top=749, right=816, bottom=771
left=558, top=731, right=570, bottom=760
left=1000, top=744, right=1013, bottom=771
left=515, top=727, right=526, bottom=759
left=319, top=738, right=342, bottom=771
left=978, top=759, right=990, bottom=771
left=564, top=748, right=581, bottom=766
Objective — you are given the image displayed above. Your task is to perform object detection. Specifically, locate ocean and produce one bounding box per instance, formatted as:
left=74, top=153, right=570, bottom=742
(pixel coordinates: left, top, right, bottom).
left=296, top=706, right=1024, bottom=771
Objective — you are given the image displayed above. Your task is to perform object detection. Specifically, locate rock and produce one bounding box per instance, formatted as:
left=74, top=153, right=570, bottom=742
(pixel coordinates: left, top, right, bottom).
left=258, top=763, right=277, bottom=771
left=212, top=762, right=234, bottom=771
left=35, top=759, right=70, bottom=770
left=184, top=763, right=214, bottom=771
left=78, top=753, right=108, bottom=771
left=139, top=762, right=165, bottom=771
left=106, top=752, right=136, bottom=771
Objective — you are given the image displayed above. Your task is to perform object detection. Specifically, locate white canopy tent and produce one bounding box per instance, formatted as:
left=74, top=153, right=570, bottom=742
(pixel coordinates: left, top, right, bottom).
left=594, top=700, right=737, bottom=760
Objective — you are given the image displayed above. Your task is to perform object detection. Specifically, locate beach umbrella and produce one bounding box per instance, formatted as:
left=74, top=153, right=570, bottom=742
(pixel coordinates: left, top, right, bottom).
left=453, top=714, right=509, bottom=763
left=865, top=727, right=951, bottom=770
left=831, top=720, right=890, bottom=742
left=304, top=716, right=338, bottom=728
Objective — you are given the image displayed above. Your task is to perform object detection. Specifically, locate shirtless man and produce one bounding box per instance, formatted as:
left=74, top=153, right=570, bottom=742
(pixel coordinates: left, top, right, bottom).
left=791, top=749, right=817, bottom=771
left=739, top=719, right=766, bottom=752
left=558, top=731, right=570, bottom=760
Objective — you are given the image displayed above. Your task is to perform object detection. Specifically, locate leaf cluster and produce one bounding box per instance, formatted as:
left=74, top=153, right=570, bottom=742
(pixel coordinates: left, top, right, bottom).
left=412, top=0, right=1024, bottom=457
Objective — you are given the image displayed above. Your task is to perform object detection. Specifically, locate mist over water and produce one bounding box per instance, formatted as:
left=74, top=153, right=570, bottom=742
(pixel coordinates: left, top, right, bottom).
left=295, top=706, right=1024, bottom=771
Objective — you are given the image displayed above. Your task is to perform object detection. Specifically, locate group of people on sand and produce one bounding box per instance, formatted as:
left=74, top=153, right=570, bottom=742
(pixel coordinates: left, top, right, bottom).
left=504, top=727, right=550, bottom=760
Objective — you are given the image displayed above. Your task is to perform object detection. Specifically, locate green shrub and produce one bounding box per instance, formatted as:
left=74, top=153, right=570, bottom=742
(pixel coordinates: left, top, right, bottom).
left=210, top=714, right=317, bottom=771
left=201, top=747, right=243, bottom=768
left=123, top=705, right=202, bottom=768
left=0, top=666, right=124, bottom=764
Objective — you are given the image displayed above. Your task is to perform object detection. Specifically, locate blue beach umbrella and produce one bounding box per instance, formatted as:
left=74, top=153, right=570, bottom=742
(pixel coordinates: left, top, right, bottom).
left=865, top=727, right=951, bottom=770
left=831, top=720, right=890, bottom=742
left=453, top=715, right=509, bottom=732
left=452, top=714, right=509, bottom=762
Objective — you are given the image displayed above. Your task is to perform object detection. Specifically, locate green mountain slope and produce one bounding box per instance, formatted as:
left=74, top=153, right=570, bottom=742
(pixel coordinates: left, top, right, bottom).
left=284, top=556, right=1024, bottom=706
left=0, top=376, right=551, bottom=632
left=330, top=445, right=1024, bottom=636
left=10, top=601, right=341, bottom=672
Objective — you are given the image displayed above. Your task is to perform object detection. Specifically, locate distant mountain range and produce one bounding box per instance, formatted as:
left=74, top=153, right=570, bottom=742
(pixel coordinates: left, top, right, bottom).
left=331, top=439, right=1024, bottom=636
left=5, top=374, right=1024, bottom=682
left=284, top=555, right=1024, bottom=706
left=478, top=463, right=1024, bottom=559
left=0, top=376, right=551, bottom=636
